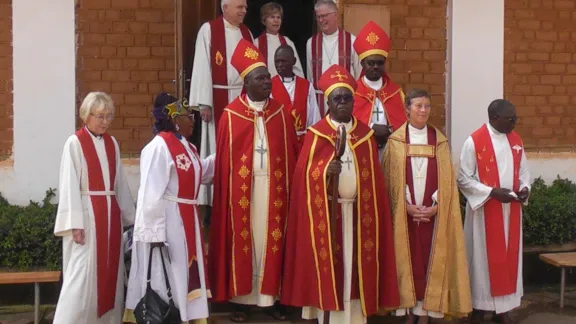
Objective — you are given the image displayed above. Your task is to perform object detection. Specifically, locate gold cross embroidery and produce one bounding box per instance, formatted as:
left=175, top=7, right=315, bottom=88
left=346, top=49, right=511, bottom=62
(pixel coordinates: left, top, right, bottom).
left=330, top=71, right=348, bottom=81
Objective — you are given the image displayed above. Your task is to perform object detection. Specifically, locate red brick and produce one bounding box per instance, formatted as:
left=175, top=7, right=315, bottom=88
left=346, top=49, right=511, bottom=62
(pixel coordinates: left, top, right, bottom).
left=161, top=35, right=173, bottom=46
left=113, top=22, right=129, bottom=32
left=111, top=82, right=138, bottom=93
left=111, top=0, right=139, bottom=9
left=149, top=23, right=173, bottom=34
left=545, top=64, right=566, bottom=73
left=82, top=0, right=112, bottom=9
left=122, top=59, right=138, bottom=69
left=120, top=10, right=136, bottom=20
left=127, top=46, right=151, bottom=57
left=549, top=95, right=570, bottom=104
left=131, top=71, right=159, bottom=82
left=108, top=129, right=132, bottom=141
left=405, top=17, right=430, bottom=27
left=86, top=81, right=111, bottom=92
left=102, top=71, right=131, bottom=81
left=120, top=105, right=149, bottom=117
left=101, top=46, right=117, bottom=57
left=82, top=58, right=108, bottom=70
left=106, top=34, right=135, bottom=46
left=135, top=10, right=163, bottom=22
left=124, top=117, right=151, bottom=127
left=138, top=58, right=165, bottom=70
left=151, top=0, right=174, bottom=9
left=129, top=22, right=148, bottom=33
left=151, top=47, right=173, bottom=57
left=125, top=94, right=153, bottom=104
left=541, top=75, right=562, bottom=84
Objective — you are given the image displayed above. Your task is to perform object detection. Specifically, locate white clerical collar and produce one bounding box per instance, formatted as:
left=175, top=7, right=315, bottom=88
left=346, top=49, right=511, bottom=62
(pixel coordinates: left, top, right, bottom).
left=330, top=117, right=353, bottom=131
left=223, top=18, right=239, bottom=30
left=323, top=29, right=339, bottom=39
left=408, top=123, right=427, bottom=135
left=247, top=97, right=267, bottom=112
left=85, top=126, right=102, bottom=140
left=363, top=76, right=383, bottom=91
left=487, top=123, right=505, bottom=137
left=281, top=75, right=295, bottom=83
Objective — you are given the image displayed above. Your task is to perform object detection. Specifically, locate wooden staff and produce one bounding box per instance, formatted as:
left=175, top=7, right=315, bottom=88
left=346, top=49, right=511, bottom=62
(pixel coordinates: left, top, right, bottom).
left=324, top=124, right=347, bottom=324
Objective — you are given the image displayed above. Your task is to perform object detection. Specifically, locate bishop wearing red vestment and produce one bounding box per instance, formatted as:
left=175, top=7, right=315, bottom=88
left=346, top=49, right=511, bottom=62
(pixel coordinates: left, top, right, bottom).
left=209, top=39, right=298, bottom=322
left=281, top=65, right=399, bottom=324
left=352, top=21, right=406, bottom=159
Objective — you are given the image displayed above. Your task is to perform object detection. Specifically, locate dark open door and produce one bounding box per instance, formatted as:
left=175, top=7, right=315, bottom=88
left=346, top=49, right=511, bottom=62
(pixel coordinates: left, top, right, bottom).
left=175, top=0, right=218, bottom=147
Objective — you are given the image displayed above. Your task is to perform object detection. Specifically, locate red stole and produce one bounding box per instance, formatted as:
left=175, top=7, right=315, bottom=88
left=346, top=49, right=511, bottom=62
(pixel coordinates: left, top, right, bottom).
left=271, top=75, right=310, bottom=144
left=404, top=126, right=438, bottom=300
left=209, top=96, right=298, bottom=301
left=280, top=117, right=400, bottom=315
left=75, top=127, right=121, bottom=317
left=471, top=124, right=522, bottom=297
left=209, top=16, right=252, bottom=127
left=311, top=29, right=352, bottom=116
left=257, top=32, right=287, bottom=63
left=353, top=75, right=406, bottom=130
left=158, top=131, right=210, bottom=298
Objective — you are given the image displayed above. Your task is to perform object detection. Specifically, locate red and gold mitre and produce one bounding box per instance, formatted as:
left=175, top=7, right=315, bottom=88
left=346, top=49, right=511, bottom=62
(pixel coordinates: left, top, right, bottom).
left=317, top=65, right=357, bottom=98
left=353, top=20, right=391, bottom=60
left=231, top=39, right=267, bottom=79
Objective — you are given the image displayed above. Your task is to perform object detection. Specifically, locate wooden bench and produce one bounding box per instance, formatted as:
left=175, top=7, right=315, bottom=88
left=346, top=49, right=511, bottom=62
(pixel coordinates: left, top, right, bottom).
left=539, top=252, right=576, bottom=308
left=0, top=271, right=61, bottom=324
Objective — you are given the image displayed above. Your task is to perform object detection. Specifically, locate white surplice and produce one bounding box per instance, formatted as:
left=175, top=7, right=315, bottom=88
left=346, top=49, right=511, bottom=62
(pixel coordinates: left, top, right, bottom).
left=125, top=135, right=215, bottom=322
left=458, top=123, right=530, bottom=314
left=394, top=125, right=442, bottom=319
left=363, top=76, right=388, bottom=160
left=53, top=130, right=135, bottom=324
left=271, top=76, right=321, bottom=137
left=306, top=30, right=361, bottom=108
left=254, top=33, right=304, bottom=78
left=302, top=118, right=365, bottom=324
left=229, top=98, right=276, bottom=307
left=189, top=18, right=253, bottom=207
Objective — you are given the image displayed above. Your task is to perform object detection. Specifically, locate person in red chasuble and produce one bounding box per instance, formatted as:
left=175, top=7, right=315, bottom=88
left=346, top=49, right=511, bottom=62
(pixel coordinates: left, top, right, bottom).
left=271, top=45, right=320, bottom=146
left=53, top=92, right=135, bottom=323
left=255, top=2, right=304, bottom=78
left=383, top=89, right=471, bottom=324
left=307, top=0, right=361, bottom=116
left=458, top=100, right=530, bottom=324
left=125, top=93, right=215, bottom=323
left=209, top=39, right=298, bottom=323
left=281, top=64, right=399, bottom=324
left=189, top=0, right=252, bottom=209
left=352, top=21, right=407, bottom=160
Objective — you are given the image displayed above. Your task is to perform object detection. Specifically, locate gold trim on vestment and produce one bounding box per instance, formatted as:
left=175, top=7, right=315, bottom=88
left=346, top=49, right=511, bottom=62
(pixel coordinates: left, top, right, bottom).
left=306, top=135, right=325, bottom=309
left=383, top=122, right=472, bottom=317
left=228, top=112, right=238, bottom=296
left=407, top=144, right=435, bottom=158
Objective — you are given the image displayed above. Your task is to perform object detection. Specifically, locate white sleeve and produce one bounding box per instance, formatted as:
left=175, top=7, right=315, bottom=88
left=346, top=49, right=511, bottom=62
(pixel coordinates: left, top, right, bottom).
left=457, top=136, right=493, bottom=210
left=54, top=136, right=85, bottom=237
left=349, top=34, right=362, bottom=79
left=307, top=82, right=321, bottom=127
left=189, top=22, right=213, bottom=109
left=201, top=153, right=216, bottom=184
left=306, top=37, right=313, bottom=83
left=133, top=137, right=171, bottom=243
left=112, top=137, right=136, bottom=227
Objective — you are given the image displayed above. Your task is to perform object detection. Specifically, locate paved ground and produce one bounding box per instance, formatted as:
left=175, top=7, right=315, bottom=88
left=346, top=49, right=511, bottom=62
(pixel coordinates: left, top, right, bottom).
left=1, top=287, right=575, bottom=324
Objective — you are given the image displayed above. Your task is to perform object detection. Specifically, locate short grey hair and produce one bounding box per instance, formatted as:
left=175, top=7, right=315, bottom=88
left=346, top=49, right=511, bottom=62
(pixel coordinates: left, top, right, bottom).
left=314, top=0, right=338, bottom=11
left=79, top=91, right=115, bottom=123
left=221, top=0, right=231, bottom=11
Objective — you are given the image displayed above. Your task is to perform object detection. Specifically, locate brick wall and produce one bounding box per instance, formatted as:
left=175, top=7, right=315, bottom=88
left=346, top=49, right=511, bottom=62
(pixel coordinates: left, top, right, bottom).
left=345, top=0, right=447, bottom=128
left=76, top=0, right=175, bottom=156
left=504, top=0, right=576, bottom=150
left=0, top=0, right=12, bottom=158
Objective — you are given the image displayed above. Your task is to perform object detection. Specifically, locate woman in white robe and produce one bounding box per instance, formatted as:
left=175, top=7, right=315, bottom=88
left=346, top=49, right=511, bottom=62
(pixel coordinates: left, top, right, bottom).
left=125, top=93, right=215, bottom=323
left=254, top=2, right=304, bottom=78
left=53, top=92, right=136, bottom=324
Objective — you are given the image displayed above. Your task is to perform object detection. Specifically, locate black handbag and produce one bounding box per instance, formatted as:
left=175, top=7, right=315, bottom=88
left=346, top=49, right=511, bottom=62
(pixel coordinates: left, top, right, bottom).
left=134, top=246, right=181, bottom=324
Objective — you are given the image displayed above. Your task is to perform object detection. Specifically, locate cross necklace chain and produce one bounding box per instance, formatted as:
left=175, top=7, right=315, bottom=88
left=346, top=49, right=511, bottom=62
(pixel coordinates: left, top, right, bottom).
left=323, top=38, right=338, bottom=65
left=254, top=113, right=267, bottom=169
left=414, top=157, right=426, bottom=186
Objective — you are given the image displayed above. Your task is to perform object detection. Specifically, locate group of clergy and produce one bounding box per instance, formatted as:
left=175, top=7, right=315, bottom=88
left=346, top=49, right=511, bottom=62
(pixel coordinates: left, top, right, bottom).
left=51, top=1, right=530, bottom=324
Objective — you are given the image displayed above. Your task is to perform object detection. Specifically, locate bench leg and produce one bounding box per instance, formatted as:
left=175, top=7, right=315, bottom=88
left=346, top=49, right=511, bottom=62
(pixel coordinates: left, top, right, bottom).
left=34, top=282, right=40, bottom=324
left=560, top=267, right=566, bottom=309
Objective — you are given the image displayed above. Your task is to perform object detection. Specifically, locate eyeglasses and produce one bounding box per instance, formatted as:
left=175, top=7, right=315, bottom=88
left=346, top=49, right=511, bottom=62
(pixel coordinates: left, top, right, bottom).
left=498, top=115, right=518, bottom=123
left=315, top=12, right=337, bottom=20
left=331, top=94, right=353, bottom=104
left=91, top=113, right=114, bottom=121
left=365, top=60, right=385, bottom=67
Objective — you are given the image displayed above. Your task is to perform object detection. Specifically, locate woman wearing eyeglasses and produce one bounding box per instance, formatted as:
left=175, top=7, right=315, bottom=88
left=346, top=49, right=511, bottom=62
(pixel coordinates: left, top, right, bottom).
left=383, top=89, right=471, bottom=324
left=125, top=93, right=215, bottom=323
left=53, top=92, right=136, bottom=324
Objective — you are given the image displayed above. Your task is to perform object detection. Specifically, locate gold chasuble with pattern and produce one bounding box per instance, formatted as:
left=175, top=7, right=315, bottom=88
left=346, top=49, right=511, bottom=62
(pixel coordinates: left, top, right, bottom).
left=383, top=123, right=471, bottom=317
left=209, top=95, right=298, bottom=302
left=281, top=116, right=399, bottom=315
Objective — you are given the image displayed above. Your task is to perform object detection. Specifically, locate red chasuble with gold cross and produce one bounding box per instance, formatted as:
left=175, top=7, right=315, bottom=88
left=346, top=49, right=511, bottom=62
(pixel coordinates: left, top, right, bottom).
left=471, top=124, right=523, bottom=297
left=280, top=116, right=400, bottom=315
left=209, top=95, right=298, bottom=301
left=353, top=74, right=406, bottom=131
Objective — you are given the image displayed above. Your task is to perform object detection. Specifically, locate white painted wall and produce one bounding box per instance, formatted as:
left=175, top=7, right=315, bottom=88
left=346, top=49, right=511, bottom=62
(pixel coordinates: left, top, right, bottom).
left=447, top=0, right=504, bottom=160
left=4, top=0, right=77, bottom=205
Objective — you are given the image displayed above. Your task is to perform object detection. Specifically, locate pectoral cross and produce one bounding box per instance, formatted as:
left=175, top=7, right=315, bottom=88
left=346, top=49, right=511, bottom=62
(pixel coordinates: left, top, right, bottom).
left=255, top=142, right=267, bottom=169
left=372, top=103, right=384, bottom=122
left=414, top=173, right=426, bottom=186
left=343, top=155, right=353, bottom=171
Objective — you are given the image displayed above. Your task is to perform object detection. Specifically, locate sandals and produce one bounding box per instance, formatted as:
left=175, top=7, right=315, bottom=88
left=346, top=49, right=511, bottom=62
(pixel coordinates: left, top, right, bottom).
left=230, top=311, right=250, bottom=323
left=264, top=307, right=287, bottom=321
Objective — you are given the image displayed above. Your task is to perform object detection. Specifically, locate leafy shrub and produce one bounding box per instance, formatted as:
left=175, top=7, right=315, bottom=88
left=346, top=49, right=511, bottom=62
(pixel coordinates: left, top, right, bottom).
left=0, top=189, right=61, bottom=271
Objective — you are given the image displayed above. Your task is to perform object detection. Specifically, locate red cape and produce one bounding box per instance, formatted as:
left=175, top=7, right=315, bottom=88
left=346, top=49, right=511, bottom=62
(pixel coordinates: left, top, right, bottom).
left=209, top=96, right=298, bottom=301
left=353, top=74, right=406, bottom=130
left=280, top=116, right=400, bottom=315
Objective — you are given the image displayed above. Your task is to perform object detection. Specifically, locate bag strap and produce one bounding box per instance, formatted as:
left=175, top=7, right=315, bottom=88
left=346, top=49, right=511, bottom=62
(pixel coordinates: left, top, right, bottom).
left=146, top=246, right=175, bottom=301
